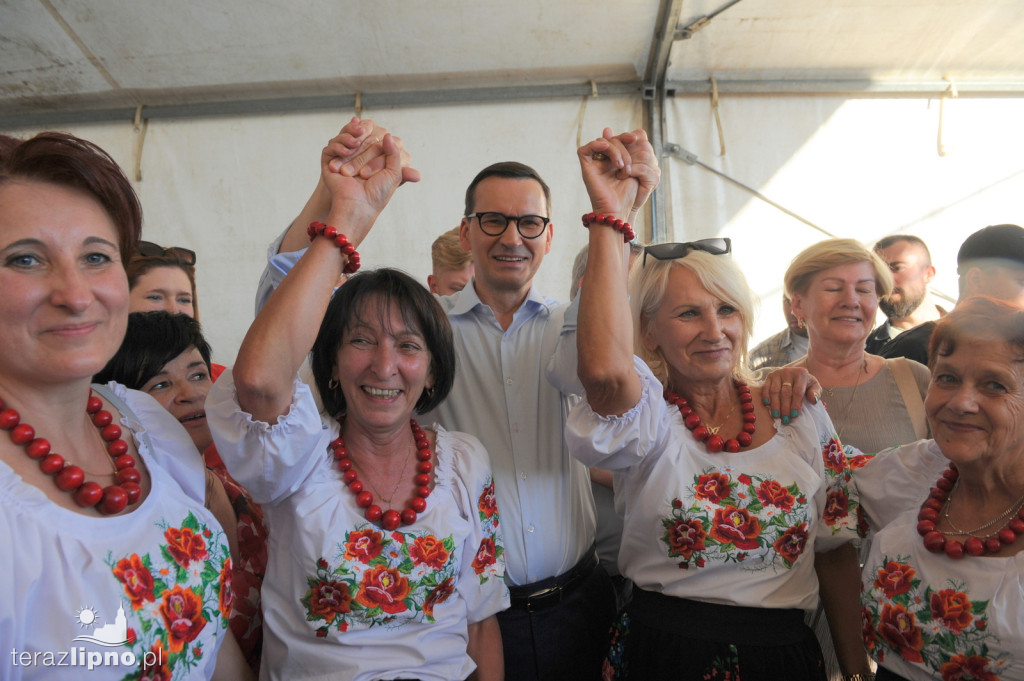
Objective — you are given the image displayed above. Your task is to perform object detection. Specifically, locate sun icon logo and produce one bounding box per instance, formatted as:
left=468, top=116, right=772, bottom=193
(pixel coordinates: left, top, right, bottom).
left=76, top=606, right=100, bottom=628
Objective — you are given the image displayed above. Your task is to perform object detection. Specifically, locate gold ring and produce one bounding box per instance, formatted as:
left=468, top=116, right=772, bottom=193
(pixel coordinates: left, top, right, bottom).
left=781, top=382, right=793, bottom=387
left=592, top=151, right=609, bottom=161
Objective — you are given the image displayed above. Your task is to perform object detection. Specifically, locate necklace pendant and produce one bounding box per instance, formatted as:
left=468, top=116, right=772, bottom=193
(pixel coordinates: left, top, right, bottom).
left=706, top=425, right=721, bottom=436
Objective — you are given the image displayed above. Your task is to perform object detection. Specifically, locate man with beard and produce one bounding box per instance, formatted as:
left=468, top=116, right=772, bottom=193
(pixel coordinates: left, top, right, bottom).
left=865, top=235, right=946, bottom=354
left=875, top=224, right=1024, bottom=364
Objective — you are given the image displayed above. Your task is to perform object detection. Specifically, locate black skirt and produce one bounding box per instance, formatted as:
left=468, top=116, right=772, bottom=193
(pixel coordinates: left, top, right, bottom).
left=604, top=588, right=828, bottom=681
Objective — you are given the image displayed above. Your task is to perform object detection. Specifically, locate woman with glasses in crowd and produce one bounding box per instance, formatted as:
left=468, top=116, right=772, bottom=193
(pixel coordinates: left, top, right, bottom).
left=564, top=129, right=871, bottom=680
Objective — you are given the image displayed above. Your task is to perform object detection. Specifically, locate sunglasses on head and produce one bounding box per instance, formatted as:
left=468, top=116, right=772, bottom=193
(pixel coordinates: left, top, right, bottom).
left=642, top=238, right=731, bottom=267
left=135, top=240, right=197, bottom=266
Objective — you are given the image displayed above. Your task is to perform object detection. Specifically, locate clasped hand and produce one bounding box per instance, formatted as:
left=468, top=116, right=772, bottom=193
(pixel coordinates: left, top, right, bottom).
left=578, top=127, right=661, bottom=220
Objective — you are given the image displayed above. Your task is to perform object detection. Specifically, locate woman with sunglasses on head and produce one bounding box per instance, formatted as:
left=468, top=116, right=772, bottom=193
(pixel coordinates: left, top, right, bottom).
left=564, top=130, right=871, bottom=680
left=0, top=133, right=251, bottom=679
left=128, top=241, right=228, bottom=381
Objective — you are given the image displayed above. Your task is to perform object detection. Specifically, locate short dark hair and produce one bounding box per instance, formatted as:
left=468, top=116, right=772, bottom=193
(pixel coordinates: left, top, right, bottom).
left=873, top=234, right=932, bottom=266
left=929, top=295, right=1024, bottom=370
left=0, top=132, right=142, bottom=266
left=311, top=268, right=455, bottom=418
left=95, top=311, right=212, bottom=389
left=463, top=161, right=552, bottom=217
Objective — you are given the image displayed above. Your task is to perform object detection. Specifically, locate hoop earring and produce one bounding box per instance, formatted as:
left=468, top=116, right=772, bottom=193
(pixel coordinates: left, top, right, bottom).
left=328, top=378, right=339, bottom=390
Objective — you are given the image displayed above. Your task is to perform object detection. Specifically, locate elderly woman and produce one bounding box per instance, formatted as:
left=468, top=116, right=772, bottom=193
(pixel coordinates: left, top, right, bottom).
left=564, top=130, right=870, bottom=680
left=856, top=296, right=1024, bottom=680
left=206, top=133, right=508, bottom=680
left=0, top=133, right=249, bottom=679
left=786, top=239, right=930, bottom=454
left=95, top=310, right=268, bottom=673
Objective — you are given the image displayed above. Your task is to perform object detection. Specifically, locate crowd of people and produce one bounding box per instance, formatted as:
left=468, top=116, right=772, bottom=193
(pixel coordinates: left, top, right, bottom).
left=1, top=120, right=1022, bottom=681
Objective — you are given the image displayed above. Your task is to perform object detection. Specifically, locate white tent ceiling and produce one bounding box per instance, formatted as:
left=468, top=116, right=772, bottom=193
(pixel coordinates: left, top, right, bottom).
left=3, top=0, right=1024, bottom=126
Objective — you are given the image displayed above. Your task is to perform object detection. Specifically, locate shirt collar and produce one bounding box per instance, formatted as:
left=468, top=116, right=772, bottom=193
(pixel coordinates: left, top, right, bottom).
left=448, top=277, right=554, bottom=318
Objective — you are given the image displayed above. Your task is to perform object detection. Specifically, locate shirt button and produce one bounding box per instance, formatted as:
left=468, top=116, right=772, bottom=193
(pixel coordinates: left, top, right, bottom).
left=527, top=525, right=535, bottom=533
left=505, top=377, right=513, bottom=385
left=520, top=471, right=527, bottom=480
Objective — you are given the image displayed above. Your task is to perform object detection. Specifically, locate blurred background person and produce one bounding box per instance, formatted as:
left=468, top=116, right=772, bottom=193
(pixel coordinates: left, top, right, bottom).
left=857, top=296, right=1024, bottom=680
left=429, top=226, right=474, bottom=295
left=866, top=235, right=946, bottom=355
left=749, top=294, right=809, bottom=371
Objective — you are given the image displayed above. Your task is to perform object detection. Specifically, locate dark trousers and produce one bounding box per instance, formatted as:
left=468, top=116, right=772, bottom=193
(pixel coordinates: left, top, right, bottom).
left=497, top=564, right=616, bottom=681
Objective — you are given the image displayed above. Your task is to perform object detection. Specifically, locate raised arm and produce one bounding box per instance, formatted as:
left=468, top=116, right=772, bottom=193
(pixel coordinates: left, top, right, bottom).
left=279, top=117, right=421, bottom=254
left=576, top=128, right=660, bottom=416
left=234, top=132, right=418, bottom=423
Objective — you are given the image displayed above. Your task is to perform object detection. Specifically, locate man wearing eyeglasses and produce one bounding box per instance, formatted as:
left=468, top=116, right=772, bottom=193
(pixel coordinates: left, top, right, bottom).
left=256, top=119, right=659, bottom=680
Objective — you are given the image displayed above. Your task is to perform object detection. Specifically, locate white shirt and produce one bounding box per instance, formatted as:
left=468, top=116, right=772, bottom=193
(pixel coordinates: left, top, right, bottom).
left=0, top=383, right=229, bottom=681
left=856, top=441, right=1024, bottom=680
left=565, top=357, right=857, bottom=610
left=422, top=283, right=595, bottom=585
left=206, top=371, right=509, bottom=681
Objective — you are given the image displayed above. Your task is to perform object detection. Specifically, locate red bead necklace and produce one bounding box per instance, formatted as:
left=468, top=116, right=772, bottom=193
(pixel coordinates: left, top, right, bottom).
left=0, top=392, right=141, bottom=515
left=917, top=464, right=1024, bottom=559
left=664, top=381, right=756, bottom=453
left=329, top=418, right=432, bottom=531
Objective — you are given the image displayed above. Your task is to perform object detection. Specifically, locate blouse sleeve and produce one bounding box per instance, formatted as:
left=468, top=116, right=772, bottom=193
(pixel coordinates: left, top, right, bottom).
left=565, top=355, right=670, bottom=470
left=205, top=368, right=330, bottom=505
left=802, top=402, right=861, bottom=552
left=854, top=439, right=947, bottom=531
left=98, top=382, right=208, bottom=505
left=443, top=429, right=511, bottom=624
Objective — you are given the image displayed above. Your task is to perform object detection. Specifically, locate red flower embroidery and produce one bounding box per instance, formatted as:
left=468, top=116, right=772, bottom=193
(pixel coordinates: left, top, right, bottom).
left=471, top=537, right=498, bottom=574
left=939, top=654, right=997, bottom=681
left=694, top=472, right=732, bottom=504
left=874, top=561, right=916, bottom=599
left=138, top=639, right=171, bottom=681
left=822, top=438, right=846, bottom=473
left=878, top=602, right=924, bottom=663
left=355, top=564, right=411, bottom=614
left=164, top=527, right=209, bottom=569
left=664, top=517, right=707, bottom=560
left=112, top=554, right=155, bottom=610
left=344, top=528, right=384, bottom=564
left=479, top=481, right=498, bottom=518
left=218, top=556, right=233, bottom=620
left=772, top=522, right=808, bottom=564
left=308, top=579, right=352, bottom=623
left=861, top=606, right=876, bottom=652
left=756, top=480, right=795, bottom=511
left=737, top=473, right=752, bottom=486
left=410, top=535, right=450, bottom=570
left=423, top=576, right=455, bottom=618
left=709, top=505, right=761, bottom=550
left=930, top=589, right=974, bottom=633
left=823, top=487, right=850, bottom=524
left=847, top=454, right=871, bottom=469
left=159, top=585, right=208, bottom=653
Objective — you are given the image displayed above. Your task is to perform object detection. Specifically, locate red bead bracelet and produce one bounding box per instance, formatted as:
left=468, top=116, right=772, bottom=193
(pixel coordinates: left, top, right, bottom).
left=308, top=221, right=361, bottom=274
left=582, top=212, right=636, bottom=242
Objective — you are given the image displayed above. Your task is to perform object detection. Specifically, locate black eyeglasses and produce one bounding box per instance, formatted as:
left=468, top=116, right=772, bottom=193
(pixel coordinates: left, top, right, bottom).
left=466, top=212, right=550, bottom=240
left=135, top=240, right=197, bottom=266
left=642, top=238, right=731, bottom=267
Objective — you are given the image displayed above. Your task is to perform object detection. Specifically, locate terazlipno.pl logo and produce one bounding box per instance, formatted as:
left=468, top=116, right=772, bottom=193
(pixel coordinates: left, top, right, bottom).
left=10, top=600, right=164, bottom=671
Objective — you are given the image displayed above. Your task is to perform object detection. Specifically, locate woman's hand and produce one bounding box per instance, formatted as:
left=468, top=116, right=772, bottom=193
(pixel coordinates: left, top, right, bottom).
left=577, top=127, right=660, bottom=220
left=759, top=365, right=821, bottom=423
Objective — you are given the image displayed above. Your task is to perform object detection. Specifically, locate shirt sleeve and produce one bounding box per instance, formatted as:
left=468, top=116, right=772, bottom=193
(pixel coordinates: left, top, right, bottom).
left=254, top=224, right=306, bottom=315
left=544, top=296, right=583, bottom=396
left=565, top=356, right=671, bottom=470
left=205, top=368, right=330, bottom=505
left=445, top=430, right=511, bottom=623
left=803, top=402, right=861, bottom=552
left=854, top=440, right=947, bottom=532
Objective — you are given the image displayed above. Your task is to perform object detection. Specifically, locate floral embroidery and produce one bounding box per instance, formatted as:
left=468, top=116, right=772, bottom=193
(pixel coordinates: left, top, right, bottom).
left=303, top=525, right=460, bottom=634
left=478, top=480, right=498, bottom=519
left=862, top=554, right=1009, bottom=678
left=602, top=612, right=630, bottom=681
left=474, top=476, right=504, bottom=584
left=661, top=469, right=810, bottom=570
left=107, top=511, right=230, bottom=678
left=701, top=644, right=741, bottom=680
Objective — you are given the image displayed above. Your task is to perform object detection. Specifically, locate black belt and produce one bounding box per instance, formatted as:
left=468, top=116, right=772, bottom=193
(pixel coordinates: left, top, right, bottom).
left=508, top=549, right=599, bottom=612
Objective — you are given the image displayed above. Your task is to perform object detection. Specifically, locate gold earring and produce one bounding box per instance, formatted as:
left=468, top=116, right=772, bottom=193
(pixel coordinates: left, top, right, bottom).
left=328, top=378, right=339, bottom=390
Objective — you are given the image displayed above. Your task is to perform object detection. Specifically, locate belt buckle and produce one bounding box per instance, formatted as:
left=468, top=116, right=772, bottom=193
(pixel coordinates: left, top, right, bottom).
left=524, top=585, right=562, bottom=612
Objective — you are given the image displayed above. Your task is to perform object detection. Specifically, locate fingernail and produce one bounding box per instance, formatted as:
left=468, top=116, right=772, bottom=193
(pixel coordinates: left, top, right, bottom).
left=790, top=409, right=799, bottom=418
left=341, top=163, right=355, bottom=176
left=781, top=416, right=790, bottom=425
left=762, top=397, right=770, bottom=406
left=771, top=409, right=779, bottom=419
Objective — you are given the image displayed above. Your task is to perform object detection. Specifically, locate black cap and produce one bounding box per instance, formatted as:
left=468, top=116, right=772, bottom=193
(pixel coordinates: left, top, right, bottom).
left=957, top=224, right=1024, bottom=273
